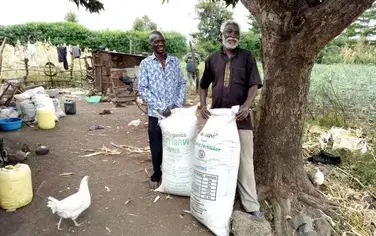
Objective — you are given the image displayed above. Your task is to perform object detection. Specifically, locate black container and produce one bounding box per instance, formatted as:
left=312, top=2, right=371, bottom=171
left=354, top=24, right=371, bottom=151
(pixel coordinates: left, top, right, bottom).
left=64, top=100, right=76, bottom=115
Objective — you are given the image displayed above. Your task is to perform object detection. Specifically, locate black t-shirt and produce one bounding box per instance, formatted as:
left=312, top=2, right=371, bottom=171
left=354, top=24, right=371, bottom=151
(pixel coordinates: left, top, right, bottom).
left=200, top=47, right=263, bottom=130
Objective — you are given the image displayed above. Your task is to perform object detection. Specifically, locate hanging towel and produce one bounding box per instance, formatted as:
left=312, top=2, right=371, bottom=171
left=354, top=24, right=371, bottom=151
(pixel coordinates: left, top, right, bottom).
left=72, top=46, right=81, bottom=58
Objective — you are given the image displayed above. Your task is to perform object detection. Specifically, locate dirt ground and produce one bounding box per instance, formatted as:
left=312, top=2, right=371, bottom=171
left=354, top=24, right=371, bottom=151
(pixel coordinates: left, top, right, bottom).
left=0, top=97, right=212, bottom=236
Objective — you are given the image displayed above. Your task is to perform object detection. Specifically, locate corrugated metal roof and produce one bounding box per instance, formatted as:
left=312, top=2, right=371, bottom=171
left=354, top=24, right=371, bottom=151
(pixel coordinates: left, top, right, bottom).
left=93, top=50, right=148, bottom=59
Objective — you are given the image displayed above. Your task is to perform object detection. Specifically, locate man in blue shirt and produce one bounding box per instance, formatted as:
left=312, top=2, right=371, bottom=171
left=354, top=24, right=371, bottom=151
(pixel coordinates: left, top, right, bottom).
left=138, top=31, right=187, bottom=189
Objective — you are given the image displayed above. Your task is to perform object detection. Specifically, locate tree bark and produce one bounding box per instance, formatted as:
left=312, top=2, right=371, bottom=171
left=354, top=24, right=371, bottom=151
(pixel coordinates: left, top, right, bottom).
left=238, top=0, right=375, bottom=235
left=240, top=0, right=376, bottom=200
left=254, top=32, right=317, bottom=200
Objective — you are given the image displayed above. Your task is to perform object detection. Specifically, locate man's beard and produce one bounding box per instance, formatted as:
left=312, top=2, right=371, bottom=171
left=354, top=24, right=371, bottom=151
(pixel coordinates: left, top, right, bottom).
left=222, top=36, right=239, bottom=49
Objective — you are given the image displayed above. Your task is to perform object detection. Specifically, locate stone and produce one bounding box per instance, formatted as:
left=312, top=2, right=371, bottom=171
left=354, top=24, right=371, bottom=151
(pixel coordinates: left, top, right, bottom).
left=231, top=210, right=272, bottom=236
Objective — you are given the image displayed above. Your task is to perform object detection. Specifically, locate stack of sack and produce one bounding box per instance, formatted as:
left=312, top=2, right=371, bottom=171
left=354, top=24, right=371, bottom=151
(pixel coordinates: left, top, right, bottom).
left=14, top=87, right=66, bottom=123
left=156, top=105, right=241, bottom=236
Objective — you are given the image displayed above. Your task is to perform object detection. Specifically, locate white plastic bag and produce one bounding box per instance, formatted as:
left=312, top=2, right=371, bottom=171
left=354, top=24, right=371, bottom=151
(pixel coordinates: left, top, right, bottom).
left=190, top=105, right=240, bottom=236
left=51, top=98, right=66, bottom=119
left=155, top=106, right=198, bottom=197
left=19, top=99, right=36, bottom=122
left=14, top=86, right=45, bottom=102
left=0, top=108, right=19, bottom=118
left=32, top=94, right=57, bottom=121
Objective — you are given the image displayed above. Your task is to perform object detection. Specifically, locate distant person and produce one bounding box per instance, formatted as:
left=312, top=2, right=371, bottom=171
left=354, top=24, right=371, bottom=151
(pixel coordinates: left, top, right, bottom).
left=138, top=31, right=187, bottom=189
left=184, top=49, right=200, bottom=93
left=199, top=20, right=264, bottom=217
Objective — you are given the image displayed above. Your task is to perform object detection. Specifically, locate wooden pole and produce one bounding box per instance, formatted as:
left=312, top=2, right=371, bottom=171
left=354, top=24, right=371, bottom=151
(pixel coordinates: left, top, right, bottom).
left=79, top=58, right=83, bottom=87
left=24, top=58, right=29, bottom=86
left=70, top=49, right=74, bottom=82
left=0, top=37, right=7, bottom=76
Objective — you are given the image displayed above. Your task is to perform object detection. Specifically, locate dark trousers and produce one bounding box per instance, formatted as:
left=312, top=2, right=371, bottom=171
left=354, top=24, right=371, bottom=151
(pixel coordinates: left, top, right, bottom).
left=148, top=116, right=162, bottom=182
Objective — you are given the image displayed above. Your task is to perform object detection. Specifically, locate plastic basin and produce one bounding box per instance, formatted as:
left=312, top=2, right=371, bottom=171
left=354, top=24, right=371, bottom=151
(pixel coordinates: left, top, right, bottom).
left=85, top=96, right=101, bottom=104
left=0, top=118, right=23, bottom=131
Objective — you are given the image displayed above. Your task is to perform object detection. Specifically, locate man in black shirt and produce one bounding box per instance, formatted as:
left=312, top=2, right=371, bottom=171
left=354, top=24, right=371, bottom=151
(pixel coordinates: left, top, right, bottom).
left=200, top=20, right=263, bottom=216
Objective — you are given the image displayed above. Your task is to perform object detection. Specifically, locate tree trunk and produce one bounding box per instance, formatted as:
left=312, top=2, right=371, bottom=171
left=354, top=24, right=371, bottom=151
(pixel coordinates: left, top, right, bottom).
left=252, top=22, right=338, bottom=236
left=254, top=34, right=317, bottom=200
left=237, top=0, right=376, bottom=235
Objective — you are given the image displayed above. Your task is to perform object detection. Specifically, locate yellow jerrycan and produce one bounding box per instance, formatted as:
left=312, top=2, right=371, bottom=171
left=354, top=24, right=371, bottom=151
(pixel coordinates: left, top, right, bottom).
left=0, top=163, right=33, bottom=210
left=37, top=108, right=55, bottom=129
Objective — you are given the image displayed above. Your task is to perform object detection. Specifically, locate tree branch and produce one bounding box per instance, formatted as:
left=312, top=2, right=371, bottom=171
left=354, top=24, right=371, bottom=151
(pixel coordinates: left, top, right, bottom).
left=240, top=0, right=262, bottom=21
left=305, top=0, right=375, bottom=51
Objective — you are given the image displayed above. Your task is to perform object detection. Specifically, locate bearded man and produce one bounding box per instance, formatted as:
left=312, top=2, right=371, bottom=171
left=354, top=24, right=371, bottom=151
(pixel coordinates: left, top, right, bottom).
left=199, top=20, right=264, bottom=216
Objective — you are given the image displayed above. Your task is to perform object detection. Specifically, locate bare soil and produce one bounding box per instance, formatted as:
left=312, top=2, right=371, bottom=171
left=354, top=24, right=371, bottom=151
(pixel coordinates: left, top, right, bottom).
left=0, top=98, right=212, bottom=236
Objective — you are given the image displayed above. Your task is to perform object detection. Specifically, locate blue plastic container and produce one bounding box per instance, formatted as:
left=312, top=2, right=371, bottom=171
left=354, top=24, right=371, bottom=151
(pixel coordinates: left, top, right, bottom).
left=0, top=118, right=23, bottom=131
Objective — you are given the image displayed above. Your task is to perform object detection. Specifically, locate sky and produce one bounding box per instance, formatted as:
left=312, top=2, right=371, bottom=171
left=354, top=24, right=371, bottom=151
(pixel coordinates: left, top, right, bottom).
left=0, top=0, right=251, bottom=39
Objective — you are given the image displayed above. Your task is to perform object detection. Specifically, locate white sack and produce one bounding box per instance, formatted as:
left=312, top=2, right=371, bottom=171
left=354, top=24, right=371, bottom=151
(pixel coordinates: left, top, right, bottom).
left=19, top=99, right=36, bottom=122
left=0, top=108, right=19, bottom=118
left=155, top=106, right=198, bottom=196
left=32, top=94, right=57, bottom=121
left=14, top=86, right=45, bottom=102
left=190, top=105, right=240, bottom=236
left=51, top=98, right=66, bottom=119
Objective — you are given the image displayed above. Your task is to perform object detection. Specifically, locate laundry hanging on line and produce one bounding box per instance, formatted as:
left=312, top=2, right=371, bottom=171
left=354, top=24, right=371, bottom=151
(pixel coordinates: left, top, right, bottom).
left=57, top=46, right=69, bottom=70
left=72, top=46, right=81, bottom=58
left=27, top=43, right=36, bottom=60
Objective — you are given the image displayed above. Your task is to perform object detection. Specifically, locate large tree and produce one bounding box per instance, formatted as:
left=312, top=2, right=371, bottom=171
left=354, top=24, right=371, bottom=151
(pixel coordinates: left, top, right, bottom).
left=71, top=0, right=375, bottom=234
left=69, top=0, right=104, bottom=13
left=132, top=15, right=158, bottom=31
left=194, top=0, right=233, bottom=54
left=64, top=11, right=79, bottom=22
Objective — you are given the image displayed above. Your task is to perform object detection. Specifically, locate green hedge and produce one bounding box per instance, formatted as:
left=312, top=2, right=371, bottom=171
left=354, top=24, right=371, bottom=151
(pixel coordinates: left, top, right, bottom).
left=0, top=22, right=188, bottom=57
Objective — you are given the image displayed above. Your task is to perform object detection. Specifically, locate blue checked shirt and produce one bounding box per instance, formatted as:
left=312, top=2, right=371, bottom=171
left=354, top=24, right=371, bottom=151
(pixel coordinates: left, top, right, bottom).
left=138, top=54, right=187, bottom=118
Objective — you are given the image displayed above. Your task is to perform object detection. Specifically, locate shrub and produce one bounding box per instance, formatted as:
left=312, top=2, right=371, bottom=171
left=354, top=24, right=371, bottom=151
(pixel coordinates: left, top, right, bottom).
left=0, top=22, right=187, bottom=57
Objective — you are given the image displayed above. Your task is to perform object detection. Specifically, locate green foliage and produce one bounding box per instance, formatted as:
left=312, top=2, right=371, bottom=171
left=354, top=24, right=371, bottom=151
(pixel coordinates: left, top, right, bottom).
left=307, top=64, right=376, bottom=124
left=194, top=0, right=233, bottom=55
left=65, top=11, right=79, bottom=23
left=0, top=22, right=187, bottom=57
left=239, top=31, right=261, bottom=58
left=132, top=16, right=157, bottom=32
left=0, top=22, right=92, bottom=46
left=317, top=37, right=376, bottom=65
left=192, top=0, right=261, bottom=58
left=195, top=0, right=233, bottom=42
left=343, top=2, right=376, bottom=41
left=247, top=14, right=260, bottom=35
left=69, top=0, right=104, bottom=13
left=316, top=36, right=348, bottom=64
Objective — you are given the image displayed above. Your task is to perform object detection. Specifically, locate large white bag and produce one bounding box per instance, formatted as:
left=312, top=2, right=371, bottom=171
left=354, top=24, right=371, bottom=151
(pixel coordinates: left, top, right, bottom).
left=190, top=105, right=241, bottom=236
left=32, top=94, right=57, bottom=121
left=155, top=106, right=198, bottom=197
left=14, top=86, right=45, bottom=102
left=51, top=98, right=66, bottom=119
left=19, top=99, right=36, bottom=122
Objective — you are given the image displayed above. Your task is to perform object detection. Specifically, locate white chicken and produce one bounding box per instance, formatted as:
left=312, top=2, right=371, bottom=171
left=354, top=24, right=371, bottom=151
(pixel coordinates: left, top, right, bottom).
left=313, top=168, right=325, bottom=189
left=47, top=176, right=91, bottom=230
left=128, top=119, right=141, bottom=127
